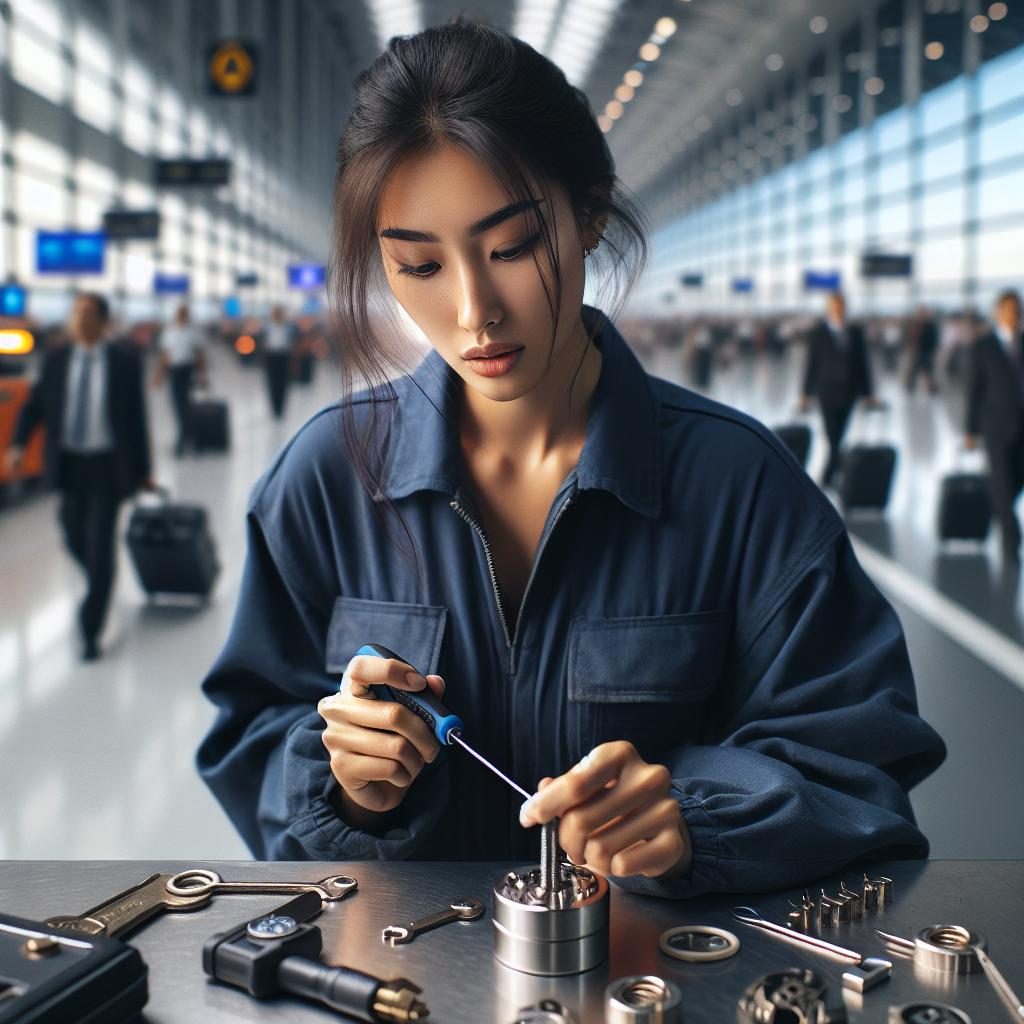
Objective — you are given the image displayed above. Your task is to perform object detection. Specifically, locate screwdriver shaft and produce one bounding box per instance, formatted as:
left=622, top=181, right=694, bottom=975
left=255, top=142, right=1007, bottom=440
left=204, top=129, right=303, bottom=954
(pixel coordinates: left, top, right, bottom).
left=450, top=733, right=531, bottom=801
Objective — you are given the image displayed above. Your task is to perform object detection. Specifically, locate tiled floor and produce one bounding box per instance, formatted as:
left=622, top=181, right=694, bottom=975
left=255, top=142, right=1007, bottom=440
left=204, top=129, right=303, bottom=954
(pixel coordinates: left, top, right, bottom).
left=1, top=333, right=1021, bottom=861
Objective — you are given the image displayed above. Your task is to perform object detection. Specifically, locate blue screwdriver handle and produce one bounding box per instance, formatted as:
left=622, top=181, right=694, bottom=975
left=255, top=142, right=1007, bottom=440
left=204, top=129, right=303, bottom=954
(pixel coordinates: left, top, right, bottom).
left=354, top=643, right=463, bottom=745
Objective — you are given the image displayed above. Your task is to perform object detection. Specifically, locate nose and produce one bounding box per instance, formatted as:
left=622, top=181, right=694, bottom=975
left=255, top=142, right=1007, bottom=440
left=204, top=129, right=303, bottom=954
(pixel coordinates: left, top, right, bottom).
left=456, top=262, right=503, bottom=337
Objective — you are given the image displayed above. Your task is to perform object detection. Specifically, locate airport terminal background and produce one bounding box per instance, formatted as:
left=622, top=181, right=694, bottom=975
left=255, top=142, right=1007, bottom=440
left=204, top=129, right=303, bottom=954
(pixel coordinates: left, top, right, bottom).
left=0, top=0, right=1023, bottom=866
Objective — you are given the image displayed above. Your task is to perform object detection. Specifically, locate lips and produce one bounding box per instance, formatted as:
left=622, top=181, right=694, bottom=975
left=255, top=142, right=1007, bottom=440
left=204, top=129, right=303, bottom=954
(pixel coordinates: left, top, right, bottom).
left=462, top=344, right=524, bottom=361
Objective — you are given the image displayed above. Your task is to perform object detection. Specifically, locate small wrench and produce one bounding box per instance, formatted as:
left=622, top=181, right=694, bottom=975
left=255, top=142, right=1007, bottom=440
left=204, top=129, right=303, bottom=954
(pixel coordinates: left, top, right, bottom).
left=382, top=897, right=485, bottom=946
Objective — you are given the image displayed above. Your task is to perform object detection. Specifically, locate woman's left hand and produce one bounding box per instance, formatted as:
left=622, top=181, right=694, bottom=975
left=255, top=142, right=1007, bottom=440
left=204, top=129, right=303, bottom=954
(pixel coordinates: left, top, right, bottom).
left=518, top=741, right=692, bottom=880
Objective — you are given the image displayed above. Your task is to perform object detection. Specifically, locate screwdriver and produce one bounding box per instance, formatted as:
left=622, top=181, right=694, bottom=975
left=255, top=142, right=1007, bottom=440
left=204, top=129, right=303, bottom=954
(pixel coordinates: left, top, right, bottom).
left=355, top=643, right=531, bottom=800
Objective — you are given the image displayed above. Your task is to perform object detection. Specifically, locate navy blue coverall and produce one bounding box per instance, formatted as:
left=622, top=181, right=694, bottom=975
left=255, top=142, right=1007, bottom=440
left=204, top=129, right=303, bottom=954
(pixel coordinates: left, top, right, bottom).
left=197, top=307, right=946, bottom=898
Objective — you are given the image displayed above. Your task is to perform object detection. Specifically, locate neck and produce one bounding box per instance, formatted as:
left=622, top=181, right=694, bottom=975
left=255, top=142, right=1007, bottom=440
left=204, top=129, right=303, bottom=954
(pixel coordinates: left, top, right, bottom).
left=459, top=314, right=602, bottom=465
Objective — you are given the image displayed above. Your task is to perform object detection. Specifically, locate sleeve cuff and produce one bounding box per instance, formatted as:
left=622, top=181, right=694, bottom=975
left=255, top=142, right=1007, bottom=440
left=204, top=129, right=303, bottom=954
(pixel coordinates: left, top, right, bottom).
left=608, top=787, right=721, bottom=900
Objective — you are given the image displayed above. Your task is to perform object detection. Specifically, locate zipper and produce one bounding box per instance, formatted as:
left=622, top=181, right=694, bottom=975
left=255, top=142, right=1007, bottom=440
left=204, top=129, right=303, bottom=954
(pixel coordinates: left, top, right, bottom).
left=450, top=499, right=512, bottom=651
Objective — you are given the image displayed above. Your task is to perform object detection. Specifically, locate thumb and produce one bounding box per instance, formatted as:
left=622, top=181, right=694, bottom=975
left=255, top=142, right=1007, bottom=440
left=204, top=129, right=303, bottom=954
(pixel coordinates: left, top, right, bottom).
left=425, top=674, right=446, bottom=699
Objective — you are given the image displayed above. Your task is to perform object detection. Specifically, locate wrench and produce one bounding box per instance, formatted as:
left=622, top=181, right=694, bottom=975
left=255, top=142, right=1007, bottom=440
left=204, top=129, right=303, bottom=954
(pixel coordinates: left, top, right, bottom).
left=382, top=897, right=485, bottom=946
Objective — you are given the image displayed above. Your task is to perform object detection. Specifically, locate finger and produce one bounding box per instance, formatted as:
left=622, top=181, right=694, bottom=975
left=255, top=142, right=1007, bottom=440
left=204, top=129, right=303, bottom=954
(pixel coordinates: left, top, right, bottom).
left=320, top=696, right=439, bottom=764
left=344, top=654, right=429, bottom=698
left=425, top=674, right=446, bottom=698
left=520, top=742, right=635, bottom=827
left=537, top=777, right=553, bottom=790
left=607, top=825, right=689, bottom=879
left=581, top=798, right=681, bottom=875
left=332, top=751, right=414, bottom=790
left=322, top=721, right=427, bottom=783
left=558, top=771, right=667, bottom=863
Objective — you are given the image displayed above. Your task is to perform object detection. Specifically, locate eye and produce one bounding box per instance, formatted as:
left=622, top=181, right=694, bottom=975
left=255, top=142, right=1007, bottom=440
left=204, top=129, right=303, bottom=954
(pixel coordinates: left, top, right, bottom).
left=396, top=261, right=439, bottom=279
left=494, top=231, right=542, bottom=262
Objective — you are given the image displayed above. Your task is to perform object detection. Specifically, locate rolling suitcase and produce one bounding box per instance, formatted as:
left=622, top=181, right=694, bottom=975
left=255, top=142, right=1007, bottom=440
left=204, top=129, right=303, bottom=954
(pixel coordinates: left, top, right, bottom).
left=127, top=493, right=219, bottom=598
left=192, top=397, right=230, bottom=453
left=839, top=405, right=896, bottom=511
left=773, top=422, right=812, bottom=468
left=937, top=448, right=992, bottom=541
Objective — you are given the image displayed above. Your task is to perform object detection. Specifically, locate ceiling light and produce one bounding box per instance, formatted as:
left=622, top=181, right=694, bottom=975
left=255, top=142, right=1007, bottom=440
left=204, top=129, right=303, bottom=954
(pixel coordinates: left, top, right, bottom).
left=725, top=89, right=743, bottom=106
left=989, top=2, right=1008, bottom=19
left=833, top=94, right=853, bottom=113
left=800, top=113, right=818, bottom=132
left=809, top=16, right=829, bottom=34
left=367, top=0, right=423, bottom=53
left=639, top=42, right=661, bottom=61
left=845, top=52, right=861, bottom=71
left=655, top=17, right=677, bottom=37
left=513, top=0, right=559, bottom=52
left=597, top=114, right=613, bottom=132
left=924, top=41, right=945, bottom=60
left=615, top=84, right=635, bottom=102
left=970, top=14, right=990, bottom=30
left=765, top=53, right=784, bottom=71
left=624, top=69, right=644, bottom=87
left=865, top=76, right=885, bottom=95
left=547, top=0, right=623, bottom=87
left=606, top=99, right=624, bottom=119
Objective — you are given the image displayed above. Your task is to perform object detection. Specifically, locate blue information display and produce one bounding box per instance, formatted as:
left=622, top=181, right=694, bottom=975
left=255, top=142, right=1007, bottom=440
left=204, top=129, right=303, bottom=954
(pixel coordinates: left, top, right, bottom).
left=804, top=269, right=841, bottom=291
left=732, top=277, right=754, bottom=293
left=154, top=273, right=190, bottom=295
left=36, top=232, right=105, bottom=274
left=0, top=285, right=27, bottom=317
left=223, top=297, right=242, bottom=317
left=288, top=264, right=326, bottom=290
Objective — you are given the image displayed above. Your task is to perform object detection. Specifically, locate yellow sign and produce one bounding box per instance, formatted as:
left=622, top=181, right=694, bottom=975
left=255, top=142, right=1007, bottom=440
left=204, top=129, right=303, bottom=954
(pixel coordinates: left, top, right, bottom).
left=0, top=330, right=34, bottom=355
left=209, top=41, right=255, bottom=95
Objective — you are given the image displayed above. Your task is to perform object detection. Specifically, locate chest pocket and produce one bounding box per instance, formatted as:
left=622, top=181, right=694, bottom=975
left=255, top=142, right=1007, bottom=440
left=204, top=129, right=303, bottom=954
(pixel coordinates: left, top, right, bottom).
left=325, top=596, right=448, bottom=679
left=567, top=611, right=732, bottom=760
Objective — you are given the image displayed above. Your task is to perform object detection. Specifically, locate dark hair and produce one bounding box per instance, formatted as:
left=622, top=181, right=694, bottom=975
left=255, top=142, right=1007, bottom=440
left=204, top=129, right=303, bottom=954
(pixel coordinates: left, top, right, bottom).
left=996, top=288, right=1022, bottom=309
left=76, top=291, right=110, bottom=324
left=329, top=19, right=648, bottom=570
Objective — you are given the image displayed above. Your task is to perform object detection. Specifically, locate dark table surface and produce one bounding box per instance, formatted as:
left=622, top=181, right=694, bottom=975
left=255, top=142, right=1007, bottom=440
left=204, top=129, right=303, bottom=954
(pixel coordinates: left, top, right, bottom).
left=1, top=859, right=1022, bottom=1023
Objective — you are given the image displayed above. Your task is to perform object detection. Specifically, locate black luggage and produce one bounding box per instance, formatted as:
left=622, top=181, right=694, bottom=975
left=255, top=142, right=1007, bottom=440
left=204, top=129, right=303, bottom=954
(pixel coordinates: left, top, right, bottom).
left=840, top=444, right=897, bottom=510
left=773, top=423, right=812, bottom=468
left=192, top=398, right=230, bottom=453
left=294, top=351, right=315, bottom=384
left=938, top=472, right=991, bottom=541
left=128, top=498, right=219, bottom=598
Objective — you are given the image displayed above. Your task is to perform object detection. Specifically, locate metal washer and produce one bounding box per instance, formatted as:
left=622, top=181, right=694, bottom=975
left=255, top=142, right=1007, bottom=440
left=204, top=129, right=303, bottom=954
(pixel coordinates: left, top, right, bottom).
left=659, top=924, right=740, bottom=963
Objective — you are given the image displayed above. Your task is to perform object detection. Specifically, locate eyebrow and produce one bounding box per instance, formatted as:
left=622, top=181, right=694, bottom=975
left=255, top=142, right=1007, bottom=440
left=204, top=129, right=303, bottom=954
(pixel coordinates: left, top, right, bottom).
left=378, top=197, right=544, bottom=243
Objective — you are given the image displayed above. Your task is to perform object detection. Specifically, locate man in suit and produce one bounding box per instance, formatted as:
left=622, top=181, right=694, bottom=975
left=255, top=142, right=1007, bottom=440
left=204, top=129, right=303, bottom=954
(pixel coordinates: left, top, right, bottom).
left=906, top=304, right=940, bottom=395
left=965, top=289, right=1024, bottom=565
left=5, top=293, right=153, bottom=659
left=262, top=305, right=297, bottom=420
left=800, top=291, right=879, bottom=489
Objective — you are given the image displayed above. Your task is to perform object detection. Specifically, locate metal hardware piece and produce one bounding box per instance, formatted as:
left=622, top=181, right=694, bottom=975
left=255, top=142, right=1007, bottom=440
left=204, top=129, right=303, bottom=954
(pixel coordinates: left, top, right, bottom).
left=839, top=881, right=864, bottom=920
left=732, top=906, right=892, bottom=992
left=817, top=891, right=842, bottom=929
left=658, top=925, right=740, bottom=963
left=864, top=874, right=893, bottom=910
left=381, top=897, right=485, bottom=946
left=738, top=968, right=847, bottom=1023
left=889, top=1004, right=973, bottom=1024
left=512, top=999, right=577, bottom=1023
left=876, top=924, right=984, bottom=975
left=165, top=869, right=358, bottom=903
left=247, top=914, right=301, bottom=941
left=605, top=975, right=682, bottom=1024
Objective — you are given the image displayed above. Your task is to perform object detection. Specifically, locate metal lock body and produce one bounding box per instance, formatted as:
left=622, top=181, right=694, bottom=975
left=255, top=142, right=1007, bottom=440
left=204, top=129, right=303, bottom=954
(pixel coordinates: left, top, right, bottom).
left=738, top=968, right=848, bottom=1024
left=888, top=1004, right=972, bottom=1024
left=492, top=861, right=609, bottom=976
left=511, top=998, right=577, bottom=1023
left=605, top=976, right=682, bottom=1024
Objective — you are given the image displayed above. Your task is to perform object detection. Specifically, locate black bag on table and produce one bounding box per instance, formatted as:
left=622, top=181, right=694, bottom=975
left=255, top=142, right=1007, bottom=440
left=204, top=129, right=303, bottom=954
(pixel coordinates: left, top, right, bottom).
left=191, top=397, right=230, bottom=453
left=773, top=423, right=812, bottom=468
left=127, top=494, right=219, bottom=598
left=938, top=472, right=991, bottom=541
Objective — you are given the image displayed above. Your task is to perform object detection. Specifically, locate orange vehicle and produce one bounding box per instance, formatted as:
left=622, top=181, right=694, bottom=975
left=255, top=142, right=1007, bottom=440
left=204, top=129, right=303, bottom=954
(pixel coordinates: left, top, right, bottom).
left=0, top=376, right=45, bottom=483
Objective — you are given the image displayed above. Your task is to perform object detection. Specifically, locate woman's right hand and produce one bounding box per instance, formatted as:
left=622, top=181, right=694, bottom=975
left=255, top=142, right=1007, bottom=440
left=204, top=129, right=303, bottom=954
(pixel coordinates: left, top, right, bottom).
left=317, top=652, right=445, bottom=816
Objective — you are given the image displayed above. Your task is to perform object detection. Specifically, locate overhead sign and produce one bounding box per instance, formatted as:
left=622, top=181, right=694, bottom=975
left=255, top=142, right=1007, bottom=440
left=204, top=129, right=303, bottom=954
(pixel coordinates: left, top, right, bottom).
left=680, top=273, right=704, bottom=288
left=224, top=297, right=241, bottom=317
left=287, top=264, right=326, bottom=290
left=154, top=273, right=190, bottom=295
left=804, top=269, right=841, bottom=291
left=208, top=40, right=257, bottom=96
left=155, top=158, right=231, bottom=187
left=0, top=285, right=27, bottom=317
left=731, top=277, right=754, bottom=294
left=36, top=231, right=105, bottom=274
left=235, top=272, right=259, bottom=287
left=103, top=209, right=161, bottom=241
left=861, top=253, right=913, bottom=278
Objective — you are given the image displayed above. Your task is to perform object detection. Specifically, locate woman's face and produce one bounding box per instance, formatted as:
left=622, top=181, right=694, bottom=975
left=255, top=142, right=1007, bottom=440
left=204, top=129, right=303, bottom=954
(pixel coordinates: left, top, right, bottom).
left=376, top=144, right=588, bottom=402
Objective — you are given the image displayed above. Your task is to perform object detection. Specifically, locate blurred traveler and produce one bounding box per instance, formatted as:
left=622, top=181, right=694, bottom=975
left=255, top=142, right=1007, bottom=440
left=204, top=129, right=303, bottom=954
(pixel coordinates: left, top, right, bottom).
left=965, top=289, right=1024, bottom=565
left=800, top=292, right=879, bottom=489
left=263, top=305, right=297, bottom=419
left=5, top=293, right=153, bottom=659
left=905, top=306, right=939, bottom=395
left=153, top=302, right=206, bottom=456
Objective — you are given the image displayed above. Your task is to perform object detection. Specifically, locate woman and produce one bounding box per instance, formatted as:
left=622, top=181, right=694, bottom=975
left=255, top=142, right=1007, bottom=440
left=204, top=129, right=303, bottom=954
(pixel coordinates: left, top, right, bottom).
left=197, top=21, right=945, bottom=897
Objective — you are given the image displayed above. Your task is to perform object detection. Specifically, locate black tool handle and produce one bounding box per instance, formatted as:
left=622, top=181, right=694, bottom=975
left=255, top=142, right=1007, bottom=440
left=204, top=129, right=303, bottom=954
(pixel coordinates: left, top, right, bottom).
left=278, top=957, right=380, bottom=1021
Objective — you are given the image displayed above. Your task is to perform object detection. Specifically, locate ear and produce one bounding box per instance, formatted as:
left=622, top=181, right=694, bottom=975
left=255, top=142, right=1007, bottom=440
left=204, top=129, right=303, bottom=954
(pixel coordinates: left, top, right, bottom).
left=577, top=184, right=612, bottom=251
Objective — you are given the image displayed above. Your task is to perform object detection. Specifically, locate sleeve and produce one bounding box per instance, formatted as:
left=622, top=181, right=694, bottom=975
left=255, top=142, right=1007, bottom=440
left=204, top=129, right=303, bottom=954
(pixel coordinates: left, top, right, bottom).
left=128, top=349, right=151, bottom=483
left=614, top=528, right=946, bottom=900
left=195, top=511, right=450, bottom=860
left=965, top=340, right=985, bottom=436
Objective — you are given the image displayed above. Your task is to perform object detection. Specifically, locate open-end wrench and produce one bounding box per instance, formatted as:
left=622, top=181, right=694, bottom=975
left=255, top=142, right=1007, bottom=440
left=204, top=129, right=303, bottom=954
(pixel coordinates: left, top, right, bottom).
left=381, top=897, right=485, bottom=946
